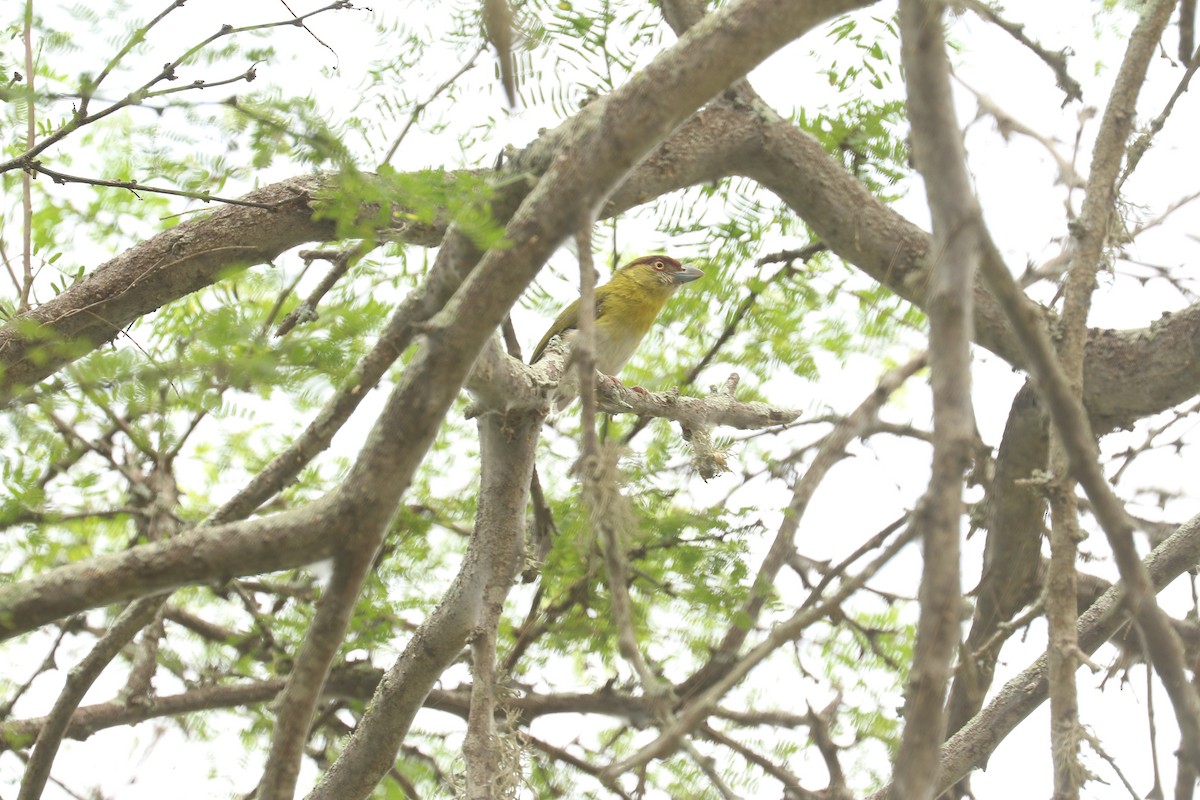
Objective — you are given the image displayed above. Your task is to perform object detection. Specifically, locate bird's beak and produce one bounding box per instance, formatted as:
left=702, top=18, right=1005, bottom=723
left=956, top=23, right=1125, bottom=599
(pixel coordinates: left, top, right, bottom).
left=672, top=264, right=704, bottom=284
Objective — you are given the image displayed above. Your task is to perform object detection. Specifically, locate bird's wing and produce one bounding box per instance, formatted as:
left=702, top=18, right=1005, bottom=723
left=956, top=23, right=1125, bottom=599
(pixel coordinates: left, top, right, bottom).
left=529, top=293, right=610, bottom=363
left=530, top=298, right=578, bottom=363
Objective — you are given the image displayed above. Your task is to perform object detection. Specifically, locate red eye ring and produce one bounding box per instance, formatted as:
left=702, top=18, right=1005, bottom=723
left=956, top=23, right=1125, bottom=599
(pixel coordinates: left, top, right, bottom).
left=653, top=260, right=665, bottom=270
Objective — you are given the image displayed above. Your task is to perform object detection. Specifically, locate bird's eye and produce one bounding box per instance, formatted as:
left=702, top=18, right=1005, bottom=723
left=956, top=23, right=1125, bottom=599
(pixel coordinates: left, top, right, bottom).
left=653, top=260, right=665, bottom=271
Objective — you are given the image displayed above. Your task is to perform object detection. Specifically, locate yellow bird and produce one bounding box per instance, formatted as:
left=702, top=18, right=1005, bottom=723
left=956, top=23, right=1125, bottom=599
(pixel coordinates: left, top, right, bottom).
left=530, top=254, right=703, bottom=402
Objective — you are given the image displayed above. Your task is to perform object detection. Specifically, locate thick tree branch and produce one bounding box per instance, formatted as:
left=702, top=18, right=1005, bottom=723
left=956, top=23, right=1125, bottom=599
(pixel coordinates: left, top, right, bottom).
left=978, top=222, right=1200, bottom=772
left=1050, top=4, right=1182, bottom=791
left=869, top=511, right=1200, bottom=799
left=462, top=419, right=536, bottom=800
left=0, top=676, right=664, bottom=750
left=0, top=176, right=325, bottom=403
left=947, top=383, right=1048, bottom=739
left=258, top=547, right=377, bottom=800
left=310, top=412, right=538, bottom=800
left=0, top=504, right=340, bottom=640
left=891, top=2, right=979, bottom=796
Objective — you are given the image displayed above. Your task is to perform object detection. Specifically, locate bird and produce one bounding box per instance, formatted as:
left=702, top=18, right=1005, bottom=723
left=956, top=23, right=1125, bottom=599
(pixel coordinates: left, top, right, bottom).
left=529, top=254, right=703, bottom=404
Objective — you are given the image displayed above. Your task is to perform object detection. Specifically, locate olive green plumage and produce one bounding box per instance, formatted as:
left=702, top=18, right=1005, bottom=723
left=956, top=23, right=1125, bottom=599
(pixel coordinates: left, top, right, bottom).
left=530, top=254, right=703, bottom=393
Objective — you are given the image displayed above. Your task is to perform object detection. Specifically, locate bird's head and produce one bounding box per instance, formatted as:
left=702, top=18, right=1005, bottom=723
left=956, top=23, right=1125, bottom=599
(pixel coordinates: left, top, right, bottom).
left=610, top=255, right=704, bottom=296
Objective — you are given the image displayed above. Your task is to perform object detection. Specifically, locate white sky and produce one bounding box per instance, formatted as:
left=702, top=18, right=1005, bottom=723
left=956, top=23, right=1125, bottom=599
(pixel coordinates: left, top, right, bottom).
left=4, top=0, right=1200, bottom=798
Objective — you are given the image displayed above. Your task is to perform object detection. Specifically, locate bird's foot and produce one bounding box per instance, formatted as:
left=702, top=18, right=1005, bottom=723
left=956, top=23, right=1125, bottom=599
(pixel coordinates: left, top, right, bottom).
left=602, top=374, right=649, bottom=395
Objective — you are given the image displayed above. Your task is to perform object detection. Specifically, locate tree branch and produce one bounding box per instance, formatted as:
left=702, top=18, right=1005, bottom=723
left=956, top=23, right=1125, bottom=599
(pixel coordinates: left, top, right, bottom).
left=310, top=411, right=538, bottom=800
left=679, top=353, right=925, bottom=701
left=17, top=594, right=165, bottom=800
left=891, top=1, right=980, bottom=794
left=258, top=547, right=377, bottom=800
left=870, top=512, right=1200, bottom=799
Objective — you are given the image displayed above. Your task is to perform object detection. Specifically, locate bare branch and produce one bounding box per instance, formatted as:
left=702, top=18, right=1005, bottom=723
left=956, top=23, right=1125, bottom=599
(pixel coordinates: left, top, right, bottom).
left=605, top=517, right=920, bottom=778
left=680, top=354, right=925, bottom=700
left=381, top=44, right=487, bottom=165
left=961, top=0, right=1083, bottom=103
left=871, top=512, right=1200, bottom=798
left=310, top=412, right=539, bottom=800
left=17, top=595, right=165, bottom=800
left=0, top=626, right=72, bottom=720
left=274, top=244, right=375, bottom=337
left=698, top=724, right=820, bottom=800
left=28, top=161, right=279, bottom=209
left=892, top=1, right=981, bottom=793
left=0, top=2, right=353, bottom=177
left=259, top=548, right=377, bottom=800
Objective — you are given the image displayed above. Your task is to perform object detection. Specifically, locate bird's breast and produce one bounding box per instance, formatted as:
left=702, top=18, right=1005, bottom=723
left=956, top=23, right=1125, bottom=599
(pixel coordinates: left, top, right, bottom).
left=594, top=318, right=653, bottom=375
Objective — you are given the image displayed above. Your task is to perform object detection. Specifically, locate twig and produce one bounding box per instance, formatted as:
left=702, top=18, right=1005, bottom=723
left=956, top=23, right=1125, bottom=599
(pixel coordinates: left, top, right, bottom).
left=275, top=0, right=340, bottom=64
left=679, top=354, right=924, bottom=700
left=605, top=520, right=920, bottom=778
left=0, top=626, right=71, bottom=720
left=524, top=734, right=634, bottom=800
left=680, top=245, right=822, bottom=388
left=698, top=723, right=819, bottom=799
left=17, top=594, right=165, bottom=800
left=40, top=407, right=141, bottom=486
left=1080, top=727, right=1143, bottom=799
left=681, top=738, right=737, bottom=799
left=958, top=77, right=1085, bottom=189
left=382, top=44, right=488, bottom=165
left=806, top=696, right=849, bottom=795
left=961, top=0, right=1083, bottom=103
left=274, top=244, right=375, bottom=337
left=0, top=2, right=352, bottom=175
left=21, top=0, right=35, bottom=311
left=1129, top=188, right=1200, bottom=240
left=28, top=162, right=279, bottom=209
left=1119, top=47, right=1200, bottom=191
left=89, top=1, right=188, bottom=101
